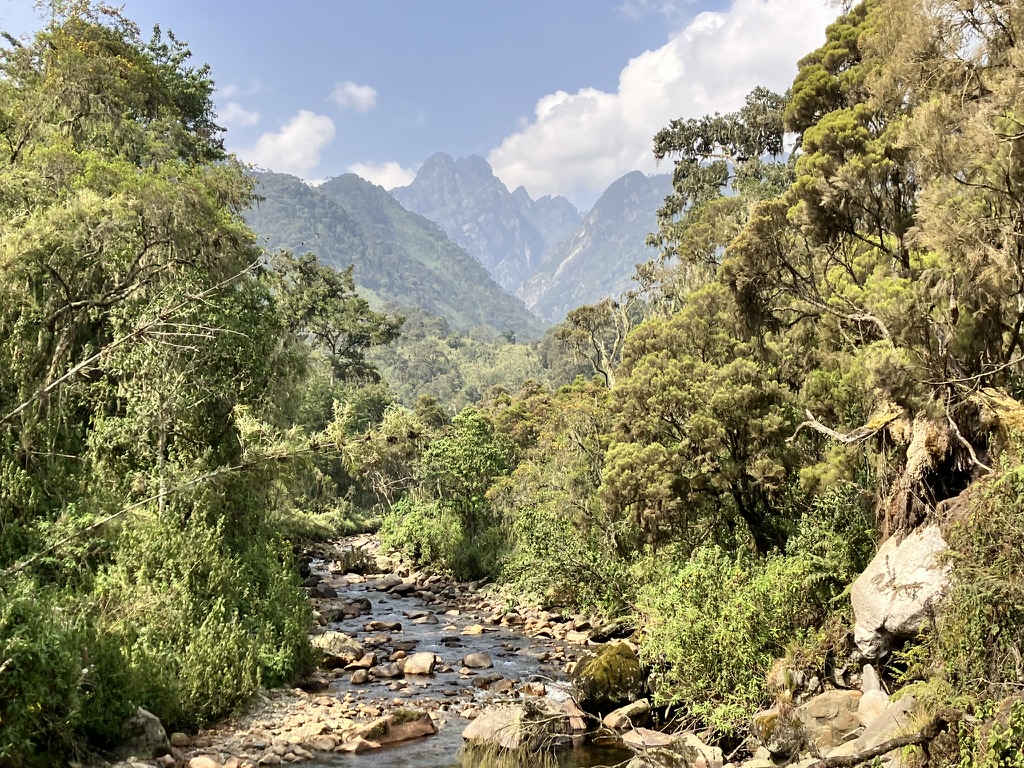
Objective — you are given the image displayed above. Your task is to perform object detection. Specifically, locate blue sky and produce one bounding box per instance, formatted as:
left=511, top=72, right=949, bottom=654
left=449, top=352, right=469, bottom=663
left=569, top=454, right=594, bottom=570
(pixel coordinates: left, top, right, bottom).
left=1, top=0, right=837, bottom=207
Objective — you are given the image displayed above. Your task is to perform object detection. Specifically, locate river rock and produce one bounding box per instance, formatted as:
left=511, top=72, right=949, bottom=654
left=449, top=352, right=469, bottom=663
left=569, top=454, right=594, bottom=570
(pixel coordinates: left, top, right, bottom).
left=462, top=702, right=571, bottom=751
left=312, top=632, right=363, bottom=667
left=376, top=574, right=403, bottom=590
left=391, top=580, right=417, bottom=595
left=603, top=699, right=651, bottom=731
left=851, top=524, right=951, bottom=659
left=111, top=707, right=170, bottom=760
left=308, top=582, right=337, bottom=599
left=623, top=730, right=722, bottom=768
left=795, top=689, right=863, bottom=751
left=571, top=641, right=646, bottom=714
left=356, top=710, right=436, bottom=745
left=364, top=619, right=402, bottom=632
left=403, top=652, right=437, bottom=676
left=463, top=652, right=493, bottom=669
left=169, top=732, right=190, bottom=747
left=372, top=662, right=402, bottom=678
left=188, top=758, right=221, bottom=768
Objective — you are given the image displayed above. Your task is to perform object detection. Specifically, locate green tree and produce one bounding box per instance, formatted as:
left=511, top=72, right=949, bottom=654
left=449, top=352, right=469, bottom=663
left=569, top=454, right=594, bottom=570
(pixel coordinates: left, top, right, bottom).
left=0, top=5, right=313, bottom=757
left=602, top=284, right=801, bottom=555
left=269, top=251, right=402, bottom=385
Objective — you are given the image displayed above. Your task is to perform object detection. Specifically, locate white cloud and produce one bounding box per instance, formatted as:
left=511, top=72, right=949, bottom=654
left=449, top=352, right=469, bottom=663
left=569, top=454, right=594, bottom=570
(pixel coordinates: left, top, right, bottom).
left=488, top=0, right=838, bottom=204
left=218, top=101, right=261, bottom=128
left=330, top=81, right=378, bottom=112
left=347, top=161, right=418, bottom=190
left=240, top=110, right=336, bottom=177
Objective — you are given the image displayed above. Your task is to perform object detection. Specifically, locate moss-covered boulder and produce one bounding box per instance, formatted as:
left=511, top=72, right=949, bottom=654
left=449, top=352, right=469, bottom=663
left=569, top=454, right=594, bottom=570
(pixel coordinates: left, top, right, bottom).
left=571, top=641, right=646, bottom=714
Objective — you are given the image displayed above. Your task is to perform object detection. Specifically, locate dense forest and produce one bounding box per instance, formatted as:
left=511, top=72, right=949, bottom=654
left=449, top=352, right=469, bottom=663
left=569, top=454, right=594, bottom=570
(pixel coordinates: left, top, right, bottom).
left=3, top=0, right=1024, bottom=766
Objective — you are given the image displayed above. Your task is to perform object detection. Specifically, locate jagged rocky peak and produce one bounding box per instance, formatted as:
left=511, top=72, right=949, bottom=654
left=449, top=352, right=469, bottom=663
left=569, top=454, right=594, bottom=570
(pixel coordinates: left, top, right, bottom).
left=403, top=153, right=507, bottom=199
left=392, top=154, right=581, bottom=293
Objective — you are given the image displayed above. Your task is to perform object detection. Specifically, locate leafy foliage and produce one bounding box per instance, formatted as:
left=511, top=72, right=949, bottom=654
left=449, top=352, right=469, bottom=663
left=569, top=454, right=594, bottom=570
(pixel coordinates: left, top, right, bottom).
left=636, top=486, right=874, bottom=736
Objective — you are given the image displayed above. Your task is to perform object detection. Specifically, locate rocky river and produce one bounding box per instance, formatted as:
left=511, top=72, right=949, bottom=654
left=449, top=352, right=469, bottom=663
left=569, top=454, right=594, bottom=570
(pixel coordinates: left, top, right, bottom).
left=162, top=534, right=633, bottom=768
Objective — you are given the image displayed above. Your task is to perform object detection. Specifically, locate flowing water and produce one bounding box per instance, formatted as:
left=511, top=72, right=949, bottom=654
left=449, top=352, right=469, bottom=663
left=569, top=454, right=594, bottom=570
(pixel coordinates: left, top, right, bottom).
left=303, top=554, right=632, bottom=768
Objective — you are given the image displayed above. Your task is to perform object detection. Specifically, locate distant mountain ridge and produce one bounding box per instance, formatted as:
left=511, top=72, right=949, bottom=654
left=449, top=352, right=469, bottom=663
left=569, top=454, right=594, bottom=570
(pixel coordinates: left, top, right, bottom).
left=392, top=153, right=581, bottom=292
left=520, top=171, right=672, bottom=322
left=245, top=172, right=545, bottom=339
left=393, top=154, right=670, bottom=323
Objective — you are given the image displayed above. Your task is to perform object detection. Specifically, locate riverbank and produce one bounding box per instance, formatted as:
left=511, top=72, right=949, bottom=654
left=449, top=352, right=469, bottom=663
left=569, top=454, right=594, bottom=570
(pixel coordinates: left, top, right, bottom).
left=114, top=533, right=617, bottom=768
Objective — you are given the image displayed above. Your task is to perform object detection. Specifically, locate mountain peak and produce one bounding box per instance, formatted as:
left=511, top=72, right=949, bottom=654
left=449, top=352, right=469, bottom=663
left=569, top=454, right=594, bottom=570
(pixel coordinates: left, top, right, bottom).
left=392, top=155, right=581, bottom=291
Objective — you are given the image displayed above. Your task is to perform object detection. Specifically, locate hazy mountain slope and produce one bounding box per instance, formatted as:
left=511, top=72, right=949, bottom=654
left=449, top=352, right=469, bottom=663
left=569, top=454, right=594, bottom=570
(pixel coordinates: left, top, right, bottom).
left=519, top=171, right=672, bottom=323
left=392, top=153, right=581, bottom=291
left=245, top=172, right=545, bottom=339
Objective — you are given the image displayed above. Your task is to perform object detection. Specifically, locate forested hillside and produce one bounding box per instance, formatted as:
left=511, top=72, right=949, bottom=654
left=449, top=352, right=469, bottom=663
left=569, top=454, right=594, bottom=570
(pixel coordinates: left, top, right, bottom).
left=519, top=170, right=671, bottom=322
left=4, top=1, right=1024, bottom=767
left=246, top=171, right=545, bottom=339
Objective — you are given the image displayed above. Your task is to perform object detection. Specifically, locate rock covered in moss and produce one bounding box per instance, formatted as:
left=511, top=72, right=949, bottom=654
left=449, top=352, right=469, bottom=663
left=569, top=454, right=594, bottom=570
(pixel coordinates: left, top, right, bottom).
left=571, top=641, right=646, bottom=714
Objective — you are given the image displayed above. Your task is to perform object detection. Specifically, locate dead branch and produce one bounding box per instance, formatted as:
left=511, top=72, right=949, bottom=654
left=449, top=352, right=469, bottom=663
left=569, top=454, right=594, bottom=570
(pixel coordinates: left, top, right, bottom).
left=805, top=710, right=957, bottom=768
left=0, top=259, right=261, bottom=426
left=945, top=395, right=993, bottom=474
left=789, top=408, right=901, bottom=444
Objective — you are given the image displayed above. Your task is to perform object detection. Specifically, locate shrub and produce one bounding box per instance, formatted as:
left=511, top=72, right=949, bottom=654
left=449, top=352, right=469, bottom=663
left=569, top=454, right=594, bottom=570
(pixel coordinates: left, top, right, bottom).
left=380, top=497, right=502, bottom=581
left=636, top=486, right=874, bottom=736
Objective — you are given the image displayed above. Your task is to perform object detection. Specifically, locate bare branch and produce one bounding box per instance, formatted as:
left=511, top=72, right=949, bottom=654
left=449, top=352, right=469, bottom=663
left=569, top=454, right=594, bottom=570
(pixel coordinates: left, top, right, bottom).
left=0, top=259, right=261, bottom=426
left=789, top=407, right=902, bottom=444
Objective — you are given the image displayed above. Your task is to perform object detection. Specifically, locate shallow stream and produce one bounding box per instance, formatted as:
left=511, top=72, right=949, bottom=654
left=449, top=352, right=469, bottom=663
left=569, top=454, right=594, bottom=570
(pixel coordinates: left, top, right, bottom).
left=303, top=555, right=632, bottom=768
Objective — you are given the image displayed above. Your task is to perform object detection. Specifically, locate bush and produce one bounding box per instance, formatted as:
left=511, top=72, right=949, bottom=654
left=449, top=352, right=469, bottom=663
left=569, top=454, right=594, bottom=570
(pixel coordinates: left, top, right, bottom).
left=940, top=469, right=1024, bottom=700
left=501, top=497, right=631, bottom=613
left=380, top=497, right=501, bottom=581
left=636, top=486, right=874, bottom=735
left=92, top=498, right=314, bottom=731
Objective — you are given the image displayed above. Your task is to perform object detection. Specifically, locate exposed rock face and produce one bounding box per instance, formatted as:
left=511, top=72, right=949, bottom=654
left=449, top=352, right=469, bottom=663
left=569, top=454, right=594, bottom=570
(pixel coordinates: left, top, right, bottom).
left=111, top=707, right=170, bottom=760
left=795, top=690, right=864, bottom=752
left=392, top=153, right=580, bottom=291
left=461, top=701, right=572, bottom=751
left=753, top=690, right=863, bottom=757
left=852, top=524, right=951, bottom=658
left=571, top=641, right=646, bottom=714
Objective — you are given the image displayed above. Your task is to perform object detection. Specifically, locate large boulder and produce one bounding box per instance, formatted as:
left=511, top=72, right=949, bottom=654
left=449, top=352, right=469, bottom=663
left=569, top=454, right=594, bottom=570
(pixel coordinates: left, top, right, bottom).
left=462, top=701, right=572, bottom=751
left=752, top=690, right=863, bottom=757
left=110, top=707, right=170, bottom=760
left=851, top=524, right=951, bottom=659
left=312, top=631, right=364, bottom=667
left=571, top=641, right=646, bottom=714
left=355, top=710, right=436, bottom=746
left=794, top=689, right=864, bottom=752
left=623, top=730, right=723, bottom=768
left=402, top=652, right=437, bottom=676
